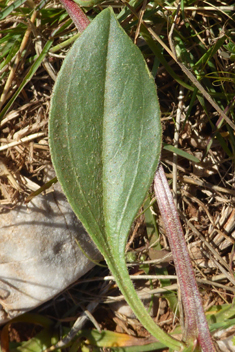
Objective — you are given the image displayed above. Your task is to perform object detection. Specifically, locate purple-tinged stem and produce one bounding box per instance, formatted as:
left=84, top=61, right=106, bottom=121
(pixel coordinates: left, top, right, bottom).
left=154, top=164, right=216, bottom=351
left=60, top=0, right=90, bottom=32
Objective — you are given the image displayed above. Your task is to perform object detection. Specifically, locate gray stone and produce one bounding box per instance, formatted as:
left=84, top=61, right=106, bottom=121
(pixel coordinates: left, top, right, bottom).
left=0, top=174, right=101, bottom=324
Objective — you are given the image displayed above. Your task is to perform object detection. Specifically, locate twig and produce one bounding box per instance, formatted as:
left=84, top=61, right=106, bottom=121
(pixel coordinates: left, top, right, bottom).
left=0, top=132, right=45, bottom=151
left=173, top=86, right=184, bottom=205
left=34, top=18, right=57, bottom=81
left=80, top=275, right=235, bottom=293
left=134, top=0, right=147, bottom=44
left=183, top=215, right=235, bottom=284
left=163, top=6, right=235, bottom=13
left=166, top=173, right=235, bottom=197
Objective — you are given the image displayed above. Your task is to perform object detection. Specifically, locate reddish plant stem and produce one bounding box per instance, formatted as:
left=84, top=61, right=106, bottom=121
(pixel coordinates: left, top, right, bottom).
left=154, top=164, right=216, bottom=351
left=60, top=0, right=90, bottom=32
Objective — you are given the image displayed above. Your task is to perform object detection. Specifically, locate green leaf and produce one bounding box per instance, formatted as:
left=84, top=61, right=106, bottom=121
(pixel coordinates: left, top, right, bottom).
left=49, top=6, right=162, bottom=264
left=49, top=7, right=183, bottom=350
left=10, top=329, right=58, bottom=352
left=73, top=0, right=103, bottom=7
left=0, top=314, right=54, bottom=352
left=193, top=36, right=226, bottom=71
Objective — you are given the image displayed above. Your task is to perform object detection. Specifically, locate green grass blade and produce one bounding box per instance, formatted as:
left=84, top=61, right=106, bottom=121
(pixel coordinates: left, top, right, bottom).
left=193, top=36, right=226, bottom=71
left=0, top=39, right=53, bottom=120
left=163, top=143, right=200, bottom=162
left=140, top=27, right=194, bottom=91
left=0, top=0, right=28, bottom=20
